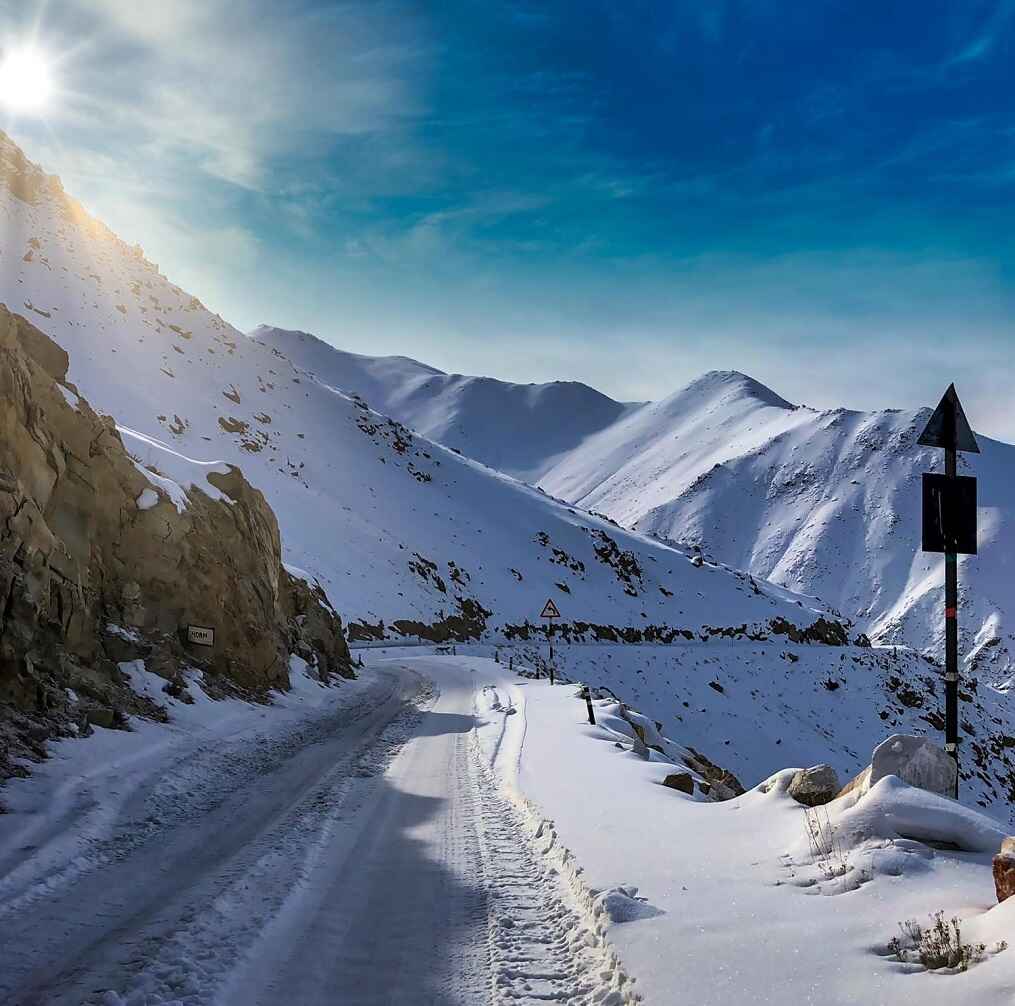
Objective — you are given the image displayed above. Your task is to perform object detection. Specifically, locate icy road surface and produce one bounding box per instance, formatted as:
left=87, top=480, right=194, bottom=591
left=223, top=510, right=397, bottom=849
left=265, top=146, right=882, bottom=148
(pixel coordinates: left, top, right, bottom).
left=0, top=659, right=631, bottom=1006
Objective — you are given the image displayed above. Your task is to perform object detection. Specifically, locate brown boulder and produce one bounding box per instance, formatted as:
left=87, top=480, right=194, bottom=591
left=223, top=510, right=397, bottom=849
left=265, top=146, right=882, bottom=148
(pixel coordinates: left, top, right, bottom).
left=85, top=707, right=122, bottom=730
left=684, top=745, right=745, bottom=799
left=662, top=772, right=694, bottom=794
left=788, top=764, right=840, bottom=807
left=994, top=845, right=1015, bottom=904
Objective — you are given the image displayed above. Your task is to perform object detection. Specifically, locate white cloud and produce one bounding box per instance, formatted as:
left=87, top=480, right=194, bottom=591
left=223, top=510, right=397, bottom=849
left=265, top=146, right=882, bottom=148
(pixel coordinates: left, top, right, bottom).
left=55, top=0, right=428, bottom=191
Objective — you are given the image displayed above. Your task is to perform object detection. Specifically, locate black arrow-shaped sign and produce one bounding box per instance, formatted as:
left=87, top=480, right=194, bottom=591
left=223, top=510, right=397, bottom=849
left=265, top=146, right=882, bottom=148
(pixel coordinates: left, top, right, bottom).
left=917, top=383, right=980, bottom=454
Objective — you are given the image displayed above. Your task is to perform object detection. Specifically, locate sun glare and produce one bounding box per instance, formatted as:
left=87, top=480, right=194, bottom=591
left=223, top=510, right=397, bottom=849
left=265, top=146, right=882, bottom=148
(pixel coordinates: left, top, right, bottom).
left=0, top=47, right=54, bottom=114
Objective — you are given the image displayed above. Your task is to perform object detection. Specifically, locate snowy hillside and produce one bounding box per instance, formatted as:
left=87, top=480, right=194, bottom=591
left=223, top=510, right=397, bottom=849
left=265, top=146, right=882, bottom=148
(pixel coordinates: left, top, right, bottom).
left=242, top=325, right=1015, bottom=679
left=511, top=668, right=1015, bottom=1006
left=7, top=128, right=1014, bottom=809
left=251, top=324, right=637, bottom=481
left=0, top=133, right=828, bottom=645
left=537, top=370, right=1015, bottom=680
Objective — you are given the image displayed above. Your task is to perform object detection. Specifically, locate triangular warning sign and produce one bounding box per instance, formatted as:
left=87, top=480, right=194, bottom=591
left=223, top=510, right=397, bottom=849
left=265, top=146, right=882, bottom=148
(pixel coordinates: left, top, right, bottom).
left=917, top=384, right=979, bottom=454
left=540, top=598, right=561, bottom=619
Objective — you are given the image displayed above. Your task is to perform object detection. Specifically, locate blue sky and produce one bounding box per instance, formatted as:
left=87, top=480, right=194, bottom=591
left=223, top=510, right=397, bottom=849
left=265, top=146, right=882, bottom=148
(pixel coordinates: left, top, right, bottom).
left=4, top=1, right=1015, bottom=438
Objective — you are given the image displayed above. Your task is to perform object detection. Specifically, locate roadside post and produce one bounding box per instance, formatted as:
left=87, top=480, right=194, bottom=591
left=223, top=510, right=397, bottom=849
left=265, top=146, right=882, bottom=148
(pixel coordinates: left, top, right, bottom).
left=581, top=684, right=596, bottom=725
left=918, top=384, right=979, bottom=799
left=540, top=598, right=561, bottom=684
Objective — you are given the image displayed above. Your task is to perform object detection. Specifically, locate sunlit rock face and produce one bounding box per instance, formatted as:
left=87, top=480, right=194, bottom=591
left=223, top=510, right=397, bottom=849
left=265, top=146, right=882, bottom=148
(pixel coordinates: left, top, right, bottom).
left=0, top=306, right=351, bottom=779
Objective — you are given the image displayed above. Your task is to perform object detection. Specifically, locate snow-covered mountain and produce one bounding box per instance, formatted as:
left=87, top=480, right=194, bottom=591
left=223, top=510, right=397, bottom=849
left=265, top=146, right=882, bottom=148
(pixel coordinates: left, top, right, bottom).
left=0, top=133, right=827, bottom=646
left=250, top=324, right=637, bottom=482
left=537, top=371, right=1015, bottom=679
left=245, top=317, right=1015, bottom=680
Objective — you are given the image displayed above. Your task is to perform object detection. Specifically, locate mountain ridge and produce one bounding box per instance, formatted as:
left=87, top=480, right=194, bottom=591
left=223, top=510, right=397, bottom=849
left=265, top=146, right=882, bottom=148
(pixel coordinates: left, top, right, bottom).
left=249, top=318, right=1014, bottom=680
left=252, top=322, right=641, bottom=481
left=3, top=129, right=1015, bottom=817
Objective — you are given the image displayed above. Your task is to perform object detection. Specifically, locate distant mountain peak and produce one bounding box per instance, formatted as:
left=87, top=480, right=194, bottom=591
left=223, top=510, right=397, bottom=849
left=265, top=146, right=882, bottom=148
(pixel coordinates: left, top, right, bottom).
left=250, top=325, right=446, bottom=377
left=682, top=370, right=795, bottom=410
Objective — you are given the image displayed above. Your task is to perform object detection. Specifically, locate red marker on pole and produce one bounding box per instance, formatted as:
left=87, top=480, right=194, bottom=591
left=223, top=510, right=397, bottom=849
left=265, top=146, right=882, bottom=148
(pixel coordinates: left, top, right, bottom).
left=918, top=384, right=979, bottom=800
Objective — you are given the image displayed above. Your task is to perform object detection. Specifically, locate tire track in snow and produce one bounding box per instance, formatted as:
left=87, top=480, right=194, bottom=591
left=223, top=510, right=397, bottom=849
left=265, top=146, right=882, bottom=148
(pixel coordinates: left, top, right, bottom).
left=467, top=695, right=639, bottom=1006
left=4, top=677, right=429, bottom=1006
left=7, top=662, right=638, bottom=1005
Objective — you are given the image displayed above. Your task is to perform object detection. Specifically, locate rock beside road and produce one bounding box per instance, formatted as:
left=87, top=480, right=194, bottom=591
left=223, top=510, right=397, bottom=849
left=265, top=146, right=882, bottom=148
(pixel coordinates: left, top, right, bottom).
left=662, top=772, right=694, bottom=795
left=837, top=734, right=957, bottom=802
left=788, top=764, right=840, bottom=807
left=994, top=836, right=1015, bottom=904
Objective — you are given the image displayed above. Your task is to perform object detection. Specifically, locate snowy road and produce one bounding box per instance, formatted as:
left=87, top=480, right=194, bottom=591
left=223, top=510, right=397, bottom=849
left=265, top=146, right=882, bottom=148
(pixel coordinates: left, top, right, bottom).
left=0, top=658, right=631, bottom=1006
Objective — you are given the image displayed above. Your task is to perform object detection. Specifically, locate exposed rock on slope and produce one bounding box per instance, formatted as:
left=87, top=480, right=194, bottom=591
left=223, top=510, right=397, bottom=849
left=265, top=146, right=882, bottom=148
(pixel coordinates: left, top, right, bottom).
left=0, top=307, right=351, bottom=779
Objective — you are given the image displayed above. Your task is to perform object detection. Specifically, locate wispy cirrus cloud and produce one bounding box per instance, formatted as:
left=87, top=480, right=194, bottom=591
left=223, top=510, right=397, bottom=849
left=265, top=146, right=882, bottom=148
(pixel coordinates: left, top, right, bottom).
left=59, top=0, right=430, bottom=190
left=948, top=0, right=1015, bottom=63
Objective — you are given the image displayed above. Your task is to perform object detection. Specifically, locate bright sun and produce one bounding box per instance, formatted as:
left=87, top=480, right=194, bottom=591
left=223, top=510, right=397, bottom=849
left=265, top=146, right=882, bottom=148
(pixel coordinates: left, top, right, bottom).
left=0, top=47, right=54, bottom=114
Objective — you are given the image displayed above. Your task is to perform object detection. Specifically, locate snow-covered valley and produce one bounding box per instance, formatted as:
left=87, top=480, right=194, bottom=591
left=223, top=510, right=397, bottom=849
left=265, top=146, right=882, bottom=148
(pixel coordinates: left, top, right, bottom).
left=2, top=127, right=1015, bottom=1006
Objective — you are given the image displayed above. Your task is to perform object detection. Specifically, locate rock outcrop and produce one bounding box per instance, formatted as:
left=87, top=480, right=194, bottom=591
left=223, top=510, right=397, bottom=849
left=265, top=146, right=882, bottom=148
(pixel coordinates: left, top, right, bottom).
left=683, top=745, right=745, bottom=800
left=0, top=306, right=352, bottom=779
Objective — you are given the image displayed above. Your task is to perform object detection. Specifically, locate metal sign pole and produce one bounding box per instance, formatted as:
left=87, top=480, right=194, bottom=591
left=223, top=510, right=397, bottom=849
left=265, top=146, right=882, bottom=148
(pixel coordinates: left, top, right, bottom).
left=918, top=383, right=979, bottom=802
left=944, top=431, right=959, bottom=797
left=539, top=598, right=561, bottom=685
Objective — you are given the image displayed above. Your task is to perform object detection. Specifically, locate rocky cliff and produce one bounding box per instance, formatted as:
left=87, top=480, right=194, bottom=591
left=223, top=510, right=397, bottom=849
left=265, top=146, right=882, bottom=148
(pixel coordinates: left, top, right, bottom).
left=0, top=306, right=352, bottom=780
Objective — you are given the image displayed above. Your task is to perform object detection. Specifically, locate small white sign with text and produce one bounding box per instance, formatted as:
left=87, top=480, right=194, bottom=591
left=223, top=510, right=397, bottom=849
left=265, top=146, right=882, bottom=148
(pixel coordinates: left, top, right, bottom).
left=187, top=624, right=215, bottom=647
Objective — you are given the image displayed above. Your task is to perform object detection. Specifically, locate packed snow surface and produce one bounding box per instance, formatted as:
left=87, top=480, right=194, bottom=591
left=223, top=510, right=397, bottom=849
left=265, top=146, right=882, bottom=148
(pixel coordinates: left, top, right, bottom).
left=4, top=652, right=1013, bottom=1005
left=514, top=668, right=1015, bottom=1006
left=0, top=656, right=636, bottom=1006
left=456, top=640, right=1015, bottom=821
